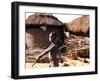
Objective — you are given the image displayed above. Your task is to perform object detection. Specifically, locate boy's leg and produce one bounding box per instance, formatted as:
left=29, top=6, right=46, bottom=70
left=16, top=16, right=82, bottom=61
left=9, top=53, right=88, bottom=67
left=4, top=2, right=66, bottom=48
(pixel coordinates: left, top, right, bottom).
left=50, top=53, right=59, bottom=67
left=58, top=54, right=64, bottom=63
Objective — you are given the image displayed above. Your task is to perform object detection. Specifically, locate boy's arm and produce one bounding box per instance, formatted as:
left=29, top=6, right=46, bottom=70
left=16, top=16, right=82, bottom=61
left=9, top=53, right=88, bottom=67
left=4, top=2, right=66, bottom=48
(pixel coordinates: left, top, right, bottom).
left=32, top=43, right=55, bottom=66
left=37, top=43, right=55, bottom=59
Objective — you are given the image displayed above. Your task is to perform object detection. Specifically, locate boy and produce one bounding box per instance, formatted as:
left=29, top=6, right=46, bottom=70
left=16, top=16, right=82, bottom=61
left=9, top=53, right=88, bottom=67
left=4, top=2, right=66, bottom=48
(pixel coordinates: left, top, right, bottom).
left=32, top=31, right=64, bottom=67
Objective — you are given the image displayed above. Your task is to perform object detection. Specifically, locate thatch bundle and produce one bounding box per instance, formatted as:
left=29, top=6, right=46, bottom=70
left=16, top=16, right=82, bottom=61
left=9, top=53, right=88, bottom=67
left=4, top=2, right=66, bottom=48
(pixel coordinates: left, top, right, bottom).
left=66, top=16, right=89, bottom=34
left=26, top=13, right=63, bottom=26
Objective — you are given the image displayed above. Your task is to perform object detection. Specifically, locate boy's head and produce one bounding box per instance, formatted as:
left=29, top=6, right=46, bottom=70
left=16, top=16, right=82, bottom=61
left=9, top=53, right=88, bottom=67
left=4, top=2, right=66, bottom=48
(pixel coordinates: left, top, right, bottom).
left=49, top=31, right=57, bottom=43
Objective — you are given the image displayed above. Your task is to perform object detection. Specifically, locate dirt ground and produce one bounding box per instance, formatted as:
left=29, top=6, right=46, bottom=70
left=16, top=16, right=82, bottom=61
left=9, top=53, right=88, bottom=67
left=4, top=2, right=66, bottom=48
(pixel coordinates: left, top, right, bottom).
left=26, top=57, right=89, bottom=69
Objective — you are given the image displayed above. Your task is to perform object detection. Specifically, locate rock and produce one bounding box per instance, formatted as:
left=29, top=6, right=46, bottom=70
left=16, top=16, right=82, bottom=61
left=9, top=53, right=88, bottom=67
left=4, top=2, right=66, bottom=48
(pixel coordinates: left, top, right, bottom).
left=38, top=56, right=50, bottom=63
left=77, top=48, right=89, bottom=58
left=64, top=34, right=89, bottom=58
left=84, top=58, right=90, bottom=63
left=63, top=63, right=70, bottom=66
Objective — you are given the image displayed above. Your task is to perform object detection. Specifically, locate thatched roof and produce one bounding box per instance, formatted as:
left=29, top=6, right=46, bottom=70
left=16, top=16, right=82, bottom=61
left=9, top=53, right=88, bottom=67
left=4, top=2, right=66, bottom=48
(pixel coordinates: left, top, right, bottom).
left=26, top=13, right=64, bottom=26
left=66, top=16, right=89, bottom=33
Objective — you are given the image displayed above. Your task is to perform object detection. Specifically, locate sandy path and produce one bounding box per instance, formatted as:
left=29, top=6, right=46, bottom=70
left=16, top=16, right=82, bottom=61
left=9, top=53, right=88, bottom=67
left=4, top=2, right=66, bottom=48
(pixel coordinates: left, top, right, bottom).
left=26, top=63, right=50, bottom=69
left=26, top=59, right=89, bottom=69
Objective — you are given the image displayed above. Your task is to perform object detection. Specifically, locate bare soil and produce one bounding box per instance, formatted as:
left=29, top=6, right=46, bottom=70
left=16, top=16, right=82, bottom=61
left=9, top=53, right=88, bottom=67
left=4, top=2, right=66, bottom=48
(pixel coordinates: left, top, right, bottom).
left=26, top=57, right=89, bottom=69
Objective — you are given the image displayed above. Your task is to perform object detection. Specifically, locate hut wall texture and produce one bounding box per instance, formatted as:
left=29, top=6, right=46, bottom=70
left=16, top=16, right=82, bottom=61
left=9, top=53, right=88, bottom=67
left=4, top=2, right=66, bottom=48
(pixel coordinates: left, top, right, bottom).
left=25, top=27, right=63, bottom=49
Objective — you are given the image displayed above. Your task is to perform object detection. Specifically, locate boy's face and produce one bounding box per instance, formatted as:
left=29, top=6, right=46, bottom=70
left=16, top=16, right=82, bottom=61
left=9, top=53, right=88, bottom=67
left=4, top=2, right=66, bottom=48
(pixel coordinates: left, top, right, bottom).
left=49, top=33, right=52, bottom=42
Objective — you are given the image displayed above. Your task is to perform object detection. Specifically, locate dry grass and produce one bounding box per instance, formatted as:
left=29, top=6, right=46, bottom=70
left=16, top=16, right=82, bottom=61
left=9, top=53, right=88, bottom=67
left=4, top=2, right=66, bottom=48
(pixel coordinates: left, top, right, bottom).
left=26, top=13, right=63, bottom=26
left=66, top=16, right=89, bottom=34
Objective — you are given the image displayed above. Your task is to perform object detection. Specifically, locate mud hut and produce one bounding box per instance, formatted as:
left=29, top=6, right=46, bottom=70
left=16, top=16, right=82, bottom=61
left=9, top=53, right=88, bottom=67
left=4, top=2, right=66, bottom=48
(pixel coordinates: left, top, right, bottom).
left=65, top=15, right=89, bottom=37
left=25, top=13, right=65, bottom=49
